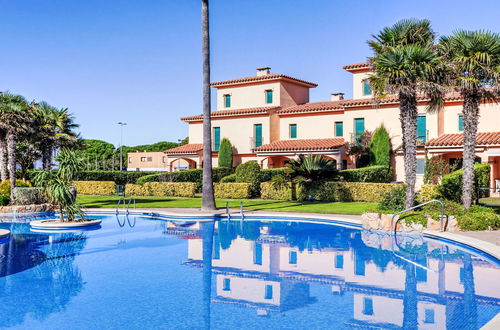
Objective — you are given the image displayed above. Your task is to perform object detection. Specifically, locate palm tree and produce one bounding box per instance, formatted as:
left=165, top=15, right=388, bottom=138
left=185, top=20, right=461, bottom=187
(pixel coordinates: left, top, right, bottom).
left=369, top=19, right=444, bottom=209
left=201, top=0, right=216, bottom=210
left=35, top=102, right=79, bottom=171
left=0, top=92, right=33, bottom=200
left=439, top=31, right=500, bottom=208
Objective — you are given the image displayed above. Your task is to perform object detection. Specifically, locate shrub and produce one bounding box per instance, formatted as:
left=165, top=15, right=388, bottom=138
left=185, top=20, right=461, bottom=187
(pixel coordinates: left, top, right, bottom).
left=418, top=184, right=439, bottom=203
left=340, top=165, right=392, bottom=183
left=0, top=179, right=31, bottom=195
left=73, top=181, right=116, bottom=196
left=143, top=168, right=235, bottom=191
left=214, top=183, right=252, bottom=199
left=261, top=182, right=303, bottom=200
left=235, top=161, right=262, bottom=196
left=12, top=187, right=47, bottom=205
left=218, top=138, right=233, bottom=168
left=378, top=185, right=408, bottom=211
left=456, top=211, right=500, bottom=231
left=23, top=170, right=159, bottom=185
left=0, top=194, right=9, bottom=206
left=125, top=182, right=196, bottom=197
left=258, top=168, right=285, bottom=182
left=220, top=174, right=236, bottom=183
left=436, top=163, right=491, bottom=203
left=370, top=125, right=391, bottom=166
left=136, top=173, right=162, bottom=185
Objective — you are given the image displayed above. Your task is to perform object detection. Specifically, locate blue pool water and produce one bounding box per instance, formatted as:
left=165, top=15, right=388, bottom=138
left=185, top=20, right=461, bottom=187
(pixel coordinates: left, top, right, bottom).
left=1, top=213, right=499, bottom=329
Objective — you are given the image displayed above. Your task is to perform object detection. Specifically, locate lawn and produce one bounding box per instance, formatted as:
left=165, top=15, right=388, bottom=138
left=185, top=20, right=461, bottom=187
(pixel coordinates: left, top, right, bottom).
left=77, top=195, right=376, bottom=215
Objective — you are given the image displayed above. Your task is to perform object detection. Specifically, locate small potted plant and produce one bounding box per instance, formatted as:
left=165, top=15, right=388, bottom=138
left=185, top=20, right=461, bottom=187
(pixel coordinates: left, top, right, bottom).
left=30, top=149, right=101, bottom=229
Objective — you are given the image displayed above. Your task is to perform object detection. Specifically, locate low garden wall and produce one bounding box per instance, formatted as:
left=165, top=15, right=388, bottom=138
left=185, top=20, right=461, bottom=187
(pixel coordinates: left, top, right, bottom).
left=0, top=203, right=54, bottom=214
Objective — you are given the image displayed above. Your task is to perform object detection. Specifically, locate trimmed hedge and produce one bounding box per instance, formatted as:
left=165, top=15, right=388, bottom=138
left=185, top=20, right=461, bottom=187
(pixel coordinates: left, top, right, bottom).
left=125, top=182, right=196, bottom=197
left=135, top=168, right=234, bottom=191
left=73, top=181, right=116, bottom=196
left=214, top=183, right=252, bottom=199
left=136, top=173, right=162, bottom=185
left=419, top=184, right=439, bottom=203
left=220, top=174, right=236, bottom=183
left=258, top=168, right=285, bottom=183
left=261, top=181, right=400, bottom=202
left=339, top=165, right=393, bottom=183
left=0, top=179, right=31, bottom=195
left=436, top=163, right=490, bottom=203
left=12, top=187, right=47, bottom=205
left=235, top=161, right=262, bottom=196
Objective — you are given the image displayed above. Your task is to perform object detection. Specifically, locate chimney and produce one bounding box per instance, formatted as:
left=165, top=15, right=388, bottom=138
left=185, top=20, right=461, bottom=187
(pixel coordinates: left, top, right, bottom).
left=256, top=67, right=271, bottom=76
left=330, top=92, right=344, bottom=101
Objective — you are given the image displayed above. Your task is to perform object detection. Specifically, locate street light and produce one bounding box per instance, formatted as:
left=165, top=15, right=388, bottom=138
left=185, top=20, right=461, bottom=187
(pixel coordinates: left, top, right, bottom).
left=118, top=122, right=127, bottom=171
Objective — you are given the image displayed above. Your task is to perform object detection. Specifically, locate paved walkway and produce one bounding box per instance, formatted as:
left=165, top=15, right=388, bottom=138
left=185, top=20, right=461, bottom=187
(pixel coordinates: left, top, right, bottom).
left=459, top=230, right=500, bottom=246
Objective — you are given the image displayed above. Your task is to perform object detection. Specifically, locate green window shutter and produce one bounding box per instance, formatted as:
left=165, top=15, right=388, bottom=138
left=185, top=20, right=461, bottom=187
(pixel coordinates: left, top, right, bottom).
left=266, top=90, right=273, bottom=104
left=417, top=116, right=426, bottom=143
left=289, top=124, right=297, bottom=138
left=224, top=95, right=231, bottom=108
left=213, top=127, right=220, bottom=151
left=254, top=124, right=262, bottom=147
left=458, top=115, right=463, bottom=131
left=335, top=122, right=343, bottom=137
left=354, top=118, right=364, bottom=137
left=363, top=80, right=372, bottom=95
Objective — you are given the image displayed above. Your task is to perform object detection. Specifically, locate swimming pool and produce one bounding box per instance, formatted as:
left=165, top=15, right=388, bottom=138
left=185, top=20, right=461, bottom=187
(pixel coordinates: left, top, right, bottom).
left=0, top=213, right=499, bottom=329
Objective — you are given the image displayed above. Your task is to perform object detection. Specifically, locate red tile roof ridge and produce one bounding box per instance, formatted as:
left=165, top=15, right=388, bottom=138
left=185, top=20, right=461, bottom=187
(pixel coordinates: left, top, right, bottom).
left=211, top=73, right=318, bottom=88
left=181, top=106, right=280, bottom=121
left=426, top=132, right=500, bottom=147
left=342, top=62, right=372, bottom=71
left=253, top=138, right=345, bottom=153
left=164, top=143, right=203, bottom=154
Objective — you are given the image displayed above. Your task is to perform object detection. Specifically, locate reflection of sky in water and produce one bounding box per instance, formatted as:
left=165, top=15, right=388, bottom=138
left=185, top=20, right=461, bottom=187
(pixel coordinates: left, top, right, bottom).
left=0, top=215, right=499, bottom=329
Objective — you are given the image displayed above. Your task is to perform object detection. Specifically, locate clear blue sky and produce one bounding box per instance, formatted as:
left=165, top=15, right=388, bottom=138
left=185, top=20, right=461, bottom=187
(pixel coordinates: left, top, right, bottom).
left=1, top=0, right=499, bottom=147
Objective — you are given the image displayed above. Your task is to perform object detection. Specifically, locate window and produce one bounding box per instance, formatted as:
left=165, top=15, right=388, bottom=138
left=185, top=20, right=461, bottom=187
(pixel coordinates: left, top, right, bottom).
left=424, top=309, right=435, bottom=324
left=363, top=297, right=374, bottom=315
left=222, top=278, right=231, bottom=291
left=362, top=80, right=372, bottom=95
left=289, top=124, right=297, bottom=139
left=342, top=159, right=348, bottom=170
left=417, top=116, right=427, bottom=143
left=265, top=90, right=273, bottom=104
left=128, top=157, right=132, bottom=164
left=162, top=156, right=167, bottom=163
left=224, top=94, right=231, bottom=108
left=140, top=157, right=147, bottom=162
left=416, top=158, right=425, bottom=175
left=265, top=285, right=273, bottom=300
left=147, top=157, right=152, bottom=162
left=254, top=124, right=263, bottom=147
left=335, top=122, right=343, bottom=137
left=289, top=251, right=297, bottom=264
left=458, top=115, right=463, bottom=131
left=335, top=254, right=344, bottom=269
left=213, top=127, right=221, bottom=151
left=354, top=118, right=365, bottom=139
left=253, top=243, right=262, bottom=265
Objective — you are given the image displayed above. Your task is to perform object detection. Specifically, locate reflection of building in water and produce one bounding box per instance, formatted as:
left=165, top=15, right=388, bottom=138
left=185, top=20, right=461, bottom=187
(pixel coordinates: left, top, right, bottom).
left=176, top=221, right=500, bottom=328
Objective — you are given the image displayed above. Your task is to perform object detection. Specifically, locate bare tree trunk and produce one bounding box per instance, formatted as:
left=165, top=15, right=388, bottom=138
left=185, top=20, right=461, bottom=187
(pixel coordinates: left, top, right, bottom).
left=42, top=143, right=53, bottom=171
left=461, top=91, right=481, bottom=208
left=201, top=0, right=215, bottom=211
left=400, top=91, right=418, bottom=209
left=0, top=130, right=8, bottom=181
left=6, top=130, right=16, bottom=202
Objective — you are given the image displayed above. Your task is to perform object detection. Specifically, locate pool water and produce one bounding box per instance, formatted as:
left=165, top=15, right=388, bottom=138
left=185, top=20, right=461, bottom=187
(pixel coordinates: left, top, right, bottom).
left=1, top=214, right=499, bottom=329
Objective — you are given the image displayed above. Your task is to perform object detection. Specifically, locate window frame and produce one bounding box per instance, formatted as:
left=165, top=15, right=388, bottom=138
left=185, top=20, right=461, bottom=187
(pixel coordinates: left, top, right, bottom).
left=458, top=114, right=464, bottom=132
left=254, top=124, right=263, bottom=147
left=362, top=79, right=372, bottom=96
left=265, top=89, right=273, bottom=104
left=289, top=124, right=297, bottom=139
left=223, top=94, right=231, bottom=108
left=213, top=127, right=221, bottom=151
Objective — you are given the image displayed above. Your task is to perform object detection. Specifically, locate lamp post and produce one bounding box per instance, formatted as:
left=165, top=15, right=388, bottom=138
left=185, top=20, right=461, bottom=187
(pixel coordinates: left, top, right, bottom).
left=118, top=122, right=127, bottom=171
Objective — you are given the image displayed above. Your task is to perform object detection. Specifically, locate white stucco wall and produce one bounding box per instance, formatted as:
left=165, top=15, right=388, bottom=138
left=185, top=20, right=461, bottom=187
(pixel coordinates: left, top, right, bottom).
left=216, top=82, right=281, bottom=110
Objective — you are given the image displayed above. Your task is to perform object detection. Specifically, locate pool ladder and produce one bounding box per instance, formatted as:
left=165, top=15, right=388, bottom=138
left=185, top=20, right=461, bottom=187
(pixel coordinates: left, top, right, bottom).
left=391, top=199, right=448, bottom=234
left=116, top=196, right=136, bottom=215
left=225, top=201, right=245, bottom=220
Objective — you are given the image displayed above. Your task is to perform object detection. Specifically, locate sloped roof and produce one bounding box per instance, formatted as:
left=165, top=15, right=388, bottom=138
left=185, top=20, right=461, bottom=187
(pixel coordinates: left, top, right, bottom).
left=211, top=73, right=317, bottom=88
left=426, top=132, right=500, bottom=147
left=343, top=62, right=372, bottom=72
left=181, top=107, right=279, bottom=122
left=253, top=138, right=345, bottom=153
left=164, top=144, right=203, bottom=154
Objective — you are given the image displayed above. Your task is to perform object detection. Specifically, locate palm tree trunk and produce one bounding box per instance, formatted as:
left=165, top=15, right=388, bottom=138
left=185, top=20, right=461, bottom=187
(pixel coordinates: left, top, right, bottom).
left=400, top=92, right=418, bottom=209
left=0, top=130, right=8, bottom=181
left=461, top=92, right=481, bottom=208
left=6, top=130, right=17, bottom=201
left=42, top=143, right=53, bottom=171
left=201, top=0, right=215, bottom=211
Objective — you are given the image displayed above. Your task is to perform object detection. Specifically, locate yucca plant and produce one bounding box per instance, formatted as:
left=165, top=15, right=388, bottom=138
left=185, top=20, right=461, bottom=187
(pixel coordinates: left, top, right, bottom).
left=35, top=149, right=85, bottom=222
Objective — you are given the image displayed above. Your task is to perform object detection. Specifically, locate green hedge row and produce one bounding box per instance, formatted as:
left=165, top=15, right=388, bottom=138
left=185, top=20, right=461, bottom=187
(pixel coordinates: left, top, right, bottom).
left=260, top=181, right=401, bottom=202
left=25, top=170, right=158, bottom=186
left=436, top=163, right=490, bottom=203
left=339, top=165, right=393, bottom=183
left=214, top=183, right=252, bottom=199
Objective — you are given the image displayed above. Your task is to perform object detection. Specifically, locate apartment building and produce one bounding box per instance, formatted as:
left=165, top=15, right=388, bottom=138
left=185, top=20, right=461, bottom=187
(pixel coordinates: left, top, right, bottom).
left=156, top=63, right=500, bottom=187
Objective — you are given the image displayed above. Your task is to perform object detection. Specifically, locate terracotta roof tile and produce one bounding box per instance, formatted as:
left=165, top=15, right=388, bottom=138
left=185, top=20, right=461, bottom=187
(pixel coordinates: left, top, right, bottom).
left=426, top=132, right=500, bottom=147
left=342, top=62, right=372, bottom=72
left=181, top=107, right=279, bottom=122
left=253, top=138, right=345, bottom=153
left=164, top=144, right=203, bottom=154
left=211, top=74, right=317, bottom=88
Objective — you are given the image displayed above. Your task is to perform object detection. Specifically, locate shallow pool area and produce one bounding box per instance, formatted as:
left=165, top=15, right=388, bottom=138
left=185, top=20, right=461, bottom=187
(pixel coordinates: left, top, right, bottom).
left=1, top=213, right=499, bottom=329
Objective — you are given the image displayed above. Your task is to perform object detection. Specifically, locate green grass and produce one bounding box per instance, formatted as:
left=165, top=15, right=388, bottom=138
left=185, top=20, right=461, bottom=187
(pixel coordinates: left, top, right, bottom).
left=77, top=195, right=376, bottom=215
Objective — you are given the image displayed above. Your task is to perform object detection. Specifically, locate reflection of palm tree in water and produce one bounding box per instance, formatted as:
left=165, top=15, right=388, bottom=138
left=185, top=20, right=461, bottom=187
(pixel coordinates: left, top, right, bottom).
left=402, top=261, right=418, bottom=330
left=0, top=232, right=87, bottom=327
left=202, top=222, right=215, bottom=330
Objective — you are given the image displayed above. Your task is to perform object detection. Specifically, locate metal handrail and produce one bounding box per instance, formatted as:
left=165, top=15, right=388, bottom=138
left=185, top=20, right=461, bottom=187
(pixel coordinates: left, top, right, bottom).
left=126, top=197, right=136, bottom=215
left=391, top=199, right=447, bottom=234
left=116, top=196, right=126, bottom=214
